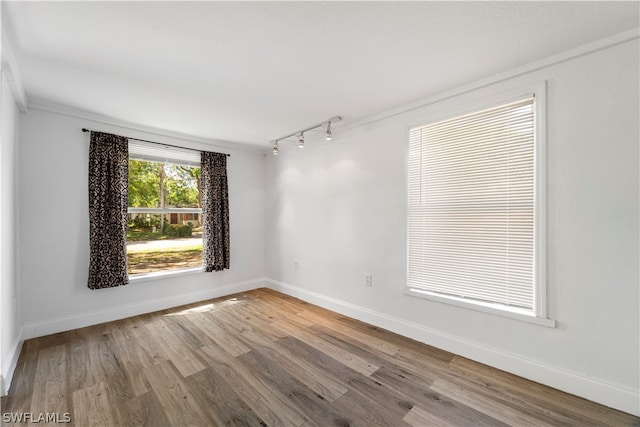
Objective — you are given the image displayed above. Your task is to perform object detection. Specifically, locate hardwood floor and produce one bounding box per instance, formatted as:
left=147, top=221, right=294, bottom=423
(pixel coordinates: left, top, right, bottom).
left=1, top=288, right=637, bottom=426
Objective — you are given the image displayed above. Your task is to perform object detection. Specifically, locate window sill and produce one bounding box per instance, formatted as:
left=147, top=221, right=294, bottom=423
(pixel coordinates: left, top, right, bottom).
left=403, top=287, right=556, bottom=328
left=129, top=267, right=202, bottom=284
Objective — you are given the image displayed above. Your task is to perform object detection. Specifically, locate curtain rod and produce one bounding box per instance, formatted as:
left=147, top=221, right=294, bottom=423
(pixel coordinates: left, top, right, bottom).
left=81, top=128, right=230, bottom=157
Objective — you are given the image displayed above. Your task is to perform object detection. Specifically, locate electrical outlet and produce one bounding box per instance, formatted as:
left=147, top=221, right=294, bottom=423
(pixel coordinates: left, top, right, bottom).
left=294, top=261, right=299, bottom=271
left=365, top=273, right=373, bottom=287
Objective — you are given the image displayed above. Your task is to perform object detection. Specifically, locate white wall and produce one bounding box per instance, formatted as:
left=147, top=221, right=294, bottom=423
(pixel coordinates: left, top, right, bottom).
left=265, top=37, right=639, bottom=414
left=0, top=71, right=20, bottom=395
left=18, top=109, right=265, bottom=338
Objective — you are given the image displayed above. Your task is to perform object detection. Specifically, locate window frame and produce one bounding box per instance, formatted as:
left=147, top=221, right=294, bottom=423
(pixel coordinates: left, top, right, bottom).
left=403, top=82, right=553, bottom=327
left=127, top=148, right=204, bottom=280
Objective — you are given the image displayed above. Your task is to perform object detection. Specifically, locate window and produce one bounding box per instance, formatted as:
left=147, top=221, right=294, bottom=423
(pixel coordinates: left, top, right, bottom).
left=127, top=141, right=202, bottom=276
left=406, top=93, right=550, bottom=325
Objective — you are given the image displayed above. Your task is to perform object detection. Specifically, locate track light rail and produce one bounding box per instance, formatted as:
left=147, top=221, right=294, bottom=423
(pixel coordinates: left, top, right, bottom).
left=272, top=115, right=342, bottom=144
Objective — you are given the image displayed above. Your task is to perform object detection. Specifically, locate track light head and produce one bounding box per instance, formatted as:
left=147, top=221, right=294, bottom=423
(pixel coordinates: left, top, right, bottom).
left=271, top=115, right=341, bottom=153
left=325, top=122, right=332, bottom=141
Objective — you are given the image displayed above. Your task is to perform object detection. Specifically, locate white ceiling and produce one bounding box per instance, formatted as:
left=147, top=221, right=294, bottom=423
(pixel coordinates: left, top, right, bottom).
left=3, top=1, right=639, bottom=148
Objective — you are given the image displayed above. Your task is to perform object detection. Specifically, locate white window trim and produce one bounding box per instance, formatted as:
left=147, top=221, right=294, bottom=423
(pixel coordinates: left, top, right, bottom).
left=128, top=207, right=202, bottom=214
left=129, top=267, right=203, bottom=284
left=403, top=81, right=553, bottom=328
left=402, top=288, right=555, bottom=327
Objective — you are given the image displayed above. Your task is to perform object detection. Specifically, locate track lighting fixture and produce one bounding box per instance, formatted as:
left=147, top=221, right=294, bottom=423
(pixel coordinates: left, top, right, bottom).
left=270, top=115, right=342, bottom=155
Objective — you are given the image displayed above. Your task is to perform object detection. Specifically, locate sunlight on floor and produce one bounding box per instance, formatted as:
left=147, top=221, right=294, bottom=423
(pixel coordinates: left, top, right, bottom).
left=164, top=297, right=243, bottom=316
left=165, top=303, right=214, bottom=316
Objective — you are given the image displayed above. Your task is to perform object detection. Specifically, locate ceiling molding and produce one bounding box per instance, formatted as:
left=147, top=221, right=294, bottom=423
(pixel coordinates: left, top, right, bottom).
left=1, top=27, right=28, bottom=112
left=262, top=27, right=638, bottom=156
left=335, top=27, right=640, bottom=137
left=8, top=2, right=637, bottom=150
left=27, top=97, right=263, bottom=155
left=20, top=25, right=640, bottom=157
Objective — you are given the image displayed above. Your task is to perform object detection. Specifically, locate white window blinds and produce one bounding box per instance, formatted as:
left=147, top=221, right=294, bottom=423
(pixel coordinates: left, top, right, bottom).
left=408, top=97, right=535, bottom=311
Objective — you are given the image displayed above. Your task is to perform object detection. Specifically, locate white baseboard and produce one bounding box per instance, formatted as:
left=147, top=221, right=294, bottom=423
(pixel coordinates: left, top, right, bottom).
left=1, top=331, right=24, bottom=396
left=265, top=279, right=639, bottom=417
left=22, top=278, right=266, bottom=340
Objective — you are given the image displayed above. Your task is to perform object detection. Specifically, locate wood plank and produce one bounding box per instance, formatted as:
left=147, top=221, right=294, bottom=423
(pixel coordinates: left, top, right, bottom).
left=277, top=335, right=415, bottom=423
left=163, top=313, right=218, bottom=348
left=274, top=320, right=380, bottom=376
left=304, top=310, right=400, bottom=356
left=215, top=304, right=280, bottom=349
left=161, top=313, right=207, bottom=349
left=72, top=325, right=122, bottom=396
left=330, top=312, right=454, bottom=365
left=331, top=390, right=412, bottom=427
left=109, top=325, right=149, bottom=396
left=314, top=316, right=453, bottom=381
left=439, top=358, right=634, bottom=426
left=217, top=304, right=350, bottom=402
left=121, top=316, right=169, bottom=365
left=373, top=366, right=507, bottom=427
left=447, top=356, right=639, bottom=426
left=29, top=344, right=71, bottom=424
left=307, top=324, right=389, bottom=368
left=308, top=323, right=450, bottom=389
left=370, top=361, right=436, bottom=391
left=403, top=405, right=451, bottom=427
left=238, top=348, right=352, bottom=427
left=185, top=367, right=269, bottom=427
left=245, top=292, right=316, bottom=328
left=142, top=360, right=212, bottom=426
left=197, top=343, right=309, bottom=427
left=189, top=311, right=251, bottom=357
left=121, top=390, right=172, bottom=427
left=430, top=378, right=556, bottom=426
left=67, top=330, right=94, bottom=393
left=72, top=381, right=120, bottom=426
left=93, top=333, right=134, bottom=404
left=229, top=303, right=291, bottom=341
left=144, top=319, right=205, bottom=378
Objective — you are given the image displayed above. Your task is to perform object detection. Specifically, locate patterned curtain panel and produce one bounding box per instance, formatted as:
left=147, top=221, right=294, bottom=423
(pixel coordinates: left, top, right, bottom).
left=201, top=151, right=230, bottom=271
left=87, top=131, right=129, bottom=289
